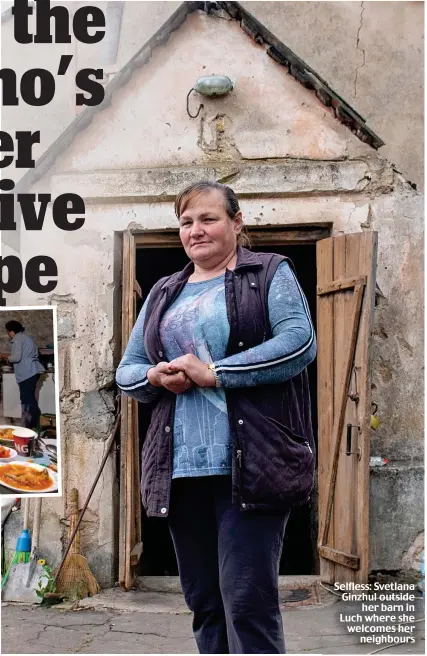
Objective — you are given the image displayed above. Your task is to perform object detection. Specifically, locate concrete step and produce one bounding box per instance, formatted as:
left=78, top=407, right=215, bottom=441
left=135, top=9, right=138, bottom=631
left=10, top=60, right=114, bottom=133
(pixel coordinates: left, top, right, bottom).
left=136, top=574, right=321, bottom=594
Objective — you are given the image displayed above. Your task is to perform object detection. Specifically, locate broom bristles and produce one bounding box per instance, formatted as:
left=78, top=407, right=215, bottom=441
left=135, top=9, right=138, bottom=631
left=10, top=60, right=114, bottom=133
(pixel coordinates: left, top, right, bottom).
left=13, top=551, right=30, bottom=564
left=55, top=488, right=100, bottom=600
left=55, top=554, right=100, bottom=598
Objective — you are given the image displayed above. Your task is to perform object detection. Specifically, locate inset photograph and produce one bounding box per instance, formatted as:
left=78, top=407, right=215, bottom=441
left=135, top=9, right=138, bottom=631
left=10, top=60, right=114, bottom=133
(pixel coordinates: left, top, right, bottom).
left=0, top=308, right=60, bottom=496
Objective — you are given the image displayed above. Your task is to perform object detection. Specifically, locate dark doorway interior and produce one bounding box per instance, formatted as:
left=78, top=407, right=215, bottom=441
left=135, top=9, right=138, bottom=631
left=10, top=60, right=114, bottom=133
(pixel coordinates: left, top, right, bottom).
left=134, top=242, right=318, bottom=576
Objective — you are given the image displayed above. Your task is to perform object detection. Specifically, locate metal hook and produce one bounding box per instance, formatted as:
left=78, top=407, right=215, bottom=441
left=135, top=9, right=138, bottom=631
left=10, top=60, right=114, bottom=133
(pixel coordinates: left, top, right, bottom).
left=186, top=88, right=203, bottom=119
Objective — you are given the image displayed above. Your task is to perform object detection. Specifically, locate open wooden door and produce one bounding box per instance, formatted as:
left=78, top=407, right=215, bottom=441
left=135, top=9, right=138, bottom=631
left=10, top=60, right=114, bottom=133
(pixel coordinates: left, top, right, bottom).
left=119, top=231, right=143, bottom=590
left=317, top=232, right=377, bottom=583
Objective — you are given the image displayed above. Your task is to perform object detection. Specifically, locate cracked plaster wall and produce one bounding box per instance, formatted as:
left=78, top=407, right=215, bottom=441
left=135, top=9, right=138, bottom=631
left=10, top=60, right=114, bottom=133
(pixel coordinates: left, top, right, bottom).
left=7, top=9, right=424, bottom=581
left=2, top=2, right=423, bottom=187
left=238, top=1, right=424, bottom=189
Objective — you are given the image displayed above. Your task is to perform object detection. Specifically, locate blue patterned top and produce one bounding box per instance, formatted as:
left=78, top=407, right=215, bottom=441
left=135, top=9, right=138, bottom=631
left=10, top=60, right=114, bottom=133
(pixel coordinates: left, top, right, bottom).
left=116, top=261, right=316, bottom=479
left=160, top=275, right=231, bottom=477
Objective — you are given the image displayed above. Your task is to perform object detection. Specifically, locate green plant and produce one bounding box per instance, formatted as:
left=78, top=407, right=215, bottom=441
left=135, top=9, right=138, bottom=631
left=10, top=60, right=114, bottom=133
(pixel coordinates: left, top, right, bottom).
left=35, top=564, right=56, bottom=600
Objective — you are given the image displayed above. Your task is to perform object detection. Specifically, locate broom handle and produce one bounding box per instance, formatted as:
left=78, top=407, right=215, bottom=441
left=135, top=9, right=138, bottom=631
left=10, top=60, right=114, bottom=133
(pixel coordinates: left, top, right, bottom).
left=31, top=498, right=42, bottom=555
left=69, top=488, right=79, bottom=556
left=54, top=411, right=121, bottom=583
left=23, top=498, right=30, bottom=531
left=74, top=521, right=81, bottom=555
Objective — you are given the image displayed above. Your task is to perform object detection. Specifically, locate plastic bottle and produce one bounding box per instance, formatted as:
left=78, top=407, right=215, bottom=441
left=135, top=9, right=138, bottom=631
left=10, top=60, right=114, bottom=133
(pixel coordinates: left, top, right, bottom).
left=370, top=457, right=389, bottom=467
left=16, top=528, right=32, bottom=553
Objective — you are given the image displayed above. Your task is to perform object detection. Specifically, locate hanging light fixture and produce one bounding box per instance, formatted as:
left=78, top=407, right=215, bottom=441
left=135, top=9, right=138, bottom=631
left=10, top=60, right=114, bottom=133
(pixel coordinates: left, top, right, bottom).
left=187, top=75, right=234, bottom=118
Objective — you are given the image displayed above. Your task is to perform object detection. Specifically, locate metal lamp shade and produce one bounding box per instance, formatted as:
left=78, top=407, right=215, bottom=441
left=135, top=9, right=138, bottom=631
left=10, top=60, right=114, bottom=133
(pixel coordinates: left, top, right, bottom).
left=194, top=75, right=234, bottom=97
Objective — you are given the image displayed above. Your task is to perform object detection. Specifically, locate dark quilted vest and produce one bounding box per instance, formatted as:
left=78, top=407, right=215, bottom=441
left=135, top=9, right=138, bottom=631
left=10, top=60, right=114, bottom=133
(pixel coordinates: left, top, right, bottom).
left=142, top=247, right=315, bottom=517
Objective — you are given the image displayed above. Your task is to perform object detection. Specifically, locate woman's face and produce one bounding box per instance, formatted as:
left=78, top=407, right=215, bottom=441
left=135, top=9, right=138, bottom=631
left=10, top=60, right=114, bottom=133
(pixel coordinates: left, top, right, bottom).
left=178, top=189, right=242, bottom=265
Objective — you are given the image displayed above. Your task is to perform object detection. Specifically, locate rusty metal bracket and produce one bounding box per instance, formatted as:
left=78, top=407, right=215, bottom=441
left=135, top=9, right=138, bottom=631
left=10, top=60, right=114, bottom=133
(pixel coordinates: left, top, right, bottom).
left=346, top=424, right=361, bottom=460
left=348, top=367, right=360, bottom=403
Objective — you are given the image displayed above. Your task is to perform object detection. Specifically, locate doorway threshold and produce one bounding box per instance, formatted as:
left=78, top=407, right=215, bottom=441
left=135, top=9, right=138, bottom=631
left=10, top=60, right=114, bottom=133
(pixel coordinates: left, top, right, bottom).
left=137, top=575, right=321, bottom=594
left=72, top=577, right=331, bottom=614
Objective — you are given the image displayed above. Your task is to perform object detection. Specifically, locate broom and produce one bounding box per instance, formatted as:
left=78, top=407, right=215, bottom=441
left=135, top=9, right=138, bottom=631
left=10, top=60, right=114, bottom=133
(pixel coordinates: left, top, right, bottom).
left=55, top=488, right=100, bottom=600
left=44, top=411, right=120, bottom=602
left=1, top=498, right=31, bottom=591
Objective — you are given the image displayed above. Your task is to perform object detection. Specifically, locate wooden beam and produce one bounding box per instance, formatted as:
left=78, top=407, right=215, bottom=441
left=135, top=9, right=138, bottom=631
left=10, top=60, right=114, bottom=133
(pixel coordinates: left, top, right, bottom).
left=134, top=280, right=142, bottom=299
left=317, top=276, right=367, bottom=296
left=130, top=541, right=143, bottom=566
left=316, top=237, right=336, bottom=584
left=134, top=227, right=330, bottom=248
left=119, top=232, right=131, bottom=589
left=249, top=228, right=330, bottom=245
left=354, top=232, right=378, bottom=582
left=318, top=545, right=360, bottom=569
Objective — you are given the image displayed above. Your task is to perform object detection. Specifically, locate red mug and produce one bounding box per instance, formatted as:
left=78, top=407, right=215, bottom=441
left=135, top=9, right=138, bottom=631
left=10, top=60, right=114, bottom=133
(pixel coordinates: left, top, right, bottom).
left=13, top=428, right=37, bottom=457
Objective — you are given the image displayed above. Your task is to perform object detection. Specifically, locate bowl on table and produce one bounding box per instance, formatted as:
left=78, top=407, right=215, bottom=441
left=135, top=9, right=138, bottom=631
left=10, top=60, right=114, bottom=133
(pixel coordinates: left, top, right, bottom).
left=0, top=426, right=18, bottom=444
left=0, top=446, right=17, bottom=462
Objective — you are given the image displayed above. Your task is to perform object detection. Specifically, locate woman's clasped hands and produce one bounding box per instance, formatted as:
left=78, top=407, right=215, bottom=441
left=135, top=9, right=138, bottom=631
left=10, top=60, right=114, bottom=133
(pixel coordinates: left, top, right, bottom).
left=147, top=354, right=216, bottom=394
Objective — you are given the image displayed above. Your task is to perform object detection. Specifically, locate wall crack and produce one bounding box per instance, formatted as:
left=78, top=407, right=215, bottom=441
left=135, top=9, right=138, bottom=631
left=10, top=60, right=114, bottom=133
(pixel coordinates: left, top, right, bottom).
left=354, top=1, right=366, bottom=99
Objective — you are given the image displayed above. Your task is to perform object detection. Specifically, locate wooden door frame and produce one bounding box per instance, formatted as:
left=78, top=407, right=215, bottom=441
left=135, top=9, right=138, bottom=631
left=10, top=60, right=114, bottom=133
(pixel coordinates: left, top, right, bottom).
left=133, top=224, right=331, bottom=248
left=119, top=223, right=331, bottom=587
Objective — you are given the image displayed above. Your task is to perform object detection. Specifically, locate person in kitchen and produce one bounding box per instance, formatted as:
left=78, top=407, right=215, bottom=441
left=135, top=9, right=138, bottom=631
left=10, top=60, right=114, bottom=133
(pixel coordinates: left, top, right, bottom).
left=0, top=321, right=45, bottom=429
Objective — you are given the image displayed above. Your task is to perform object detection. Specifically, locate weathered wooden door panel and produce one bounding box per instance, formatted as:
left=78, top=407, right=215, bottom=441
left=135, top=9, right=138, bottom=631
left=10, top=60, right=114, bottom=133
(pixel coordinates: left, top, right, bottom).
left=317, top=232, right=377, bottom=583
left=119, top=232, right=142, bottom=590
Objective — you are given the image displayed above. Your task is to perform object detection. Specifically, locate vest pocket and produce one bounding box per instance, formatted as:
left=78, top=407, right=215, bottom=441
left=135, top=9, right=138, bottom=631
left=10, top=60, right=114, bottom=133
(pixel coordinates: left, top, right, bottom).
left=237, top=398, right=314, bottom=506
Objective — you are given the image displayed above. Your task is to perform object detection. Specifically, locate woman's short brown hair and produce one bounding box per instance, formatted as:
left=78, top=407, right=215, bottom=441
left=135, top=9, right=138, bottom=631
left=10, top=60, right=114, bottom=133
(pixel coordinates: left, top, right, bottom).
left=174, top=180, right=251, bottom=248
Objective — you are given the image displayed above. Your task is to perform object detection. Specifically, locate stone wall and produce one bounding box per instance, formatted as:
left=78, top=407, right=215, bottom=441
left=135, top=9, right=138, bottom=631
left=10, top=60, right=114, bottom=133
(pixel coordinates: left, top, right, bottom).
left=1, top=1, right=423, bottom=187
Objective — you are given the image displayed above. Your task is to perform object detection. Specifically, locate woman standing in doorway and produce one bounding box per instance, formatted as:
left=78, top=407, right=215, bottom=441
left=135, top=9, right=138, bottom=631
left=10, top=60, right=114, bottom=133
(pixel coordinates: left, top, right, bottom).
left=116, top=181, right=316, bottom=654
left=0, top=321, right=45, bottom=429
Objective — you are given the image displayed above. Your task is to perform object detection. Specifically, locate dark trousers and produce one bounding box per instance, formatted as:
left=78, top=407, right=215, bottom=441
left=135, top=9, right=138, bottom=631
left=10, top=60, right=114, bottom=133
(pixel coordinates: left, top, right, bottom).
left=168, top=476, right=290, bottom=654
left=18, top=374, right=41, bottom=429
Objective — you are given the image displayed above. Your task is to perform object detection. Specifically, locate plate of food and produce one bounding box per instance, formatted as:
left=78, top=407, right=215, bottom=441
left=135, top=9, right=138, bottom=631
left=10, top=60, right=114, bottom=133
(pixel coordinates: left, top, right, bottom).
left=0, top=426, right=17, bottom=444
left=0, top=462, right=58, bottom=493
left=0, top=445, right=17, bottom=462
